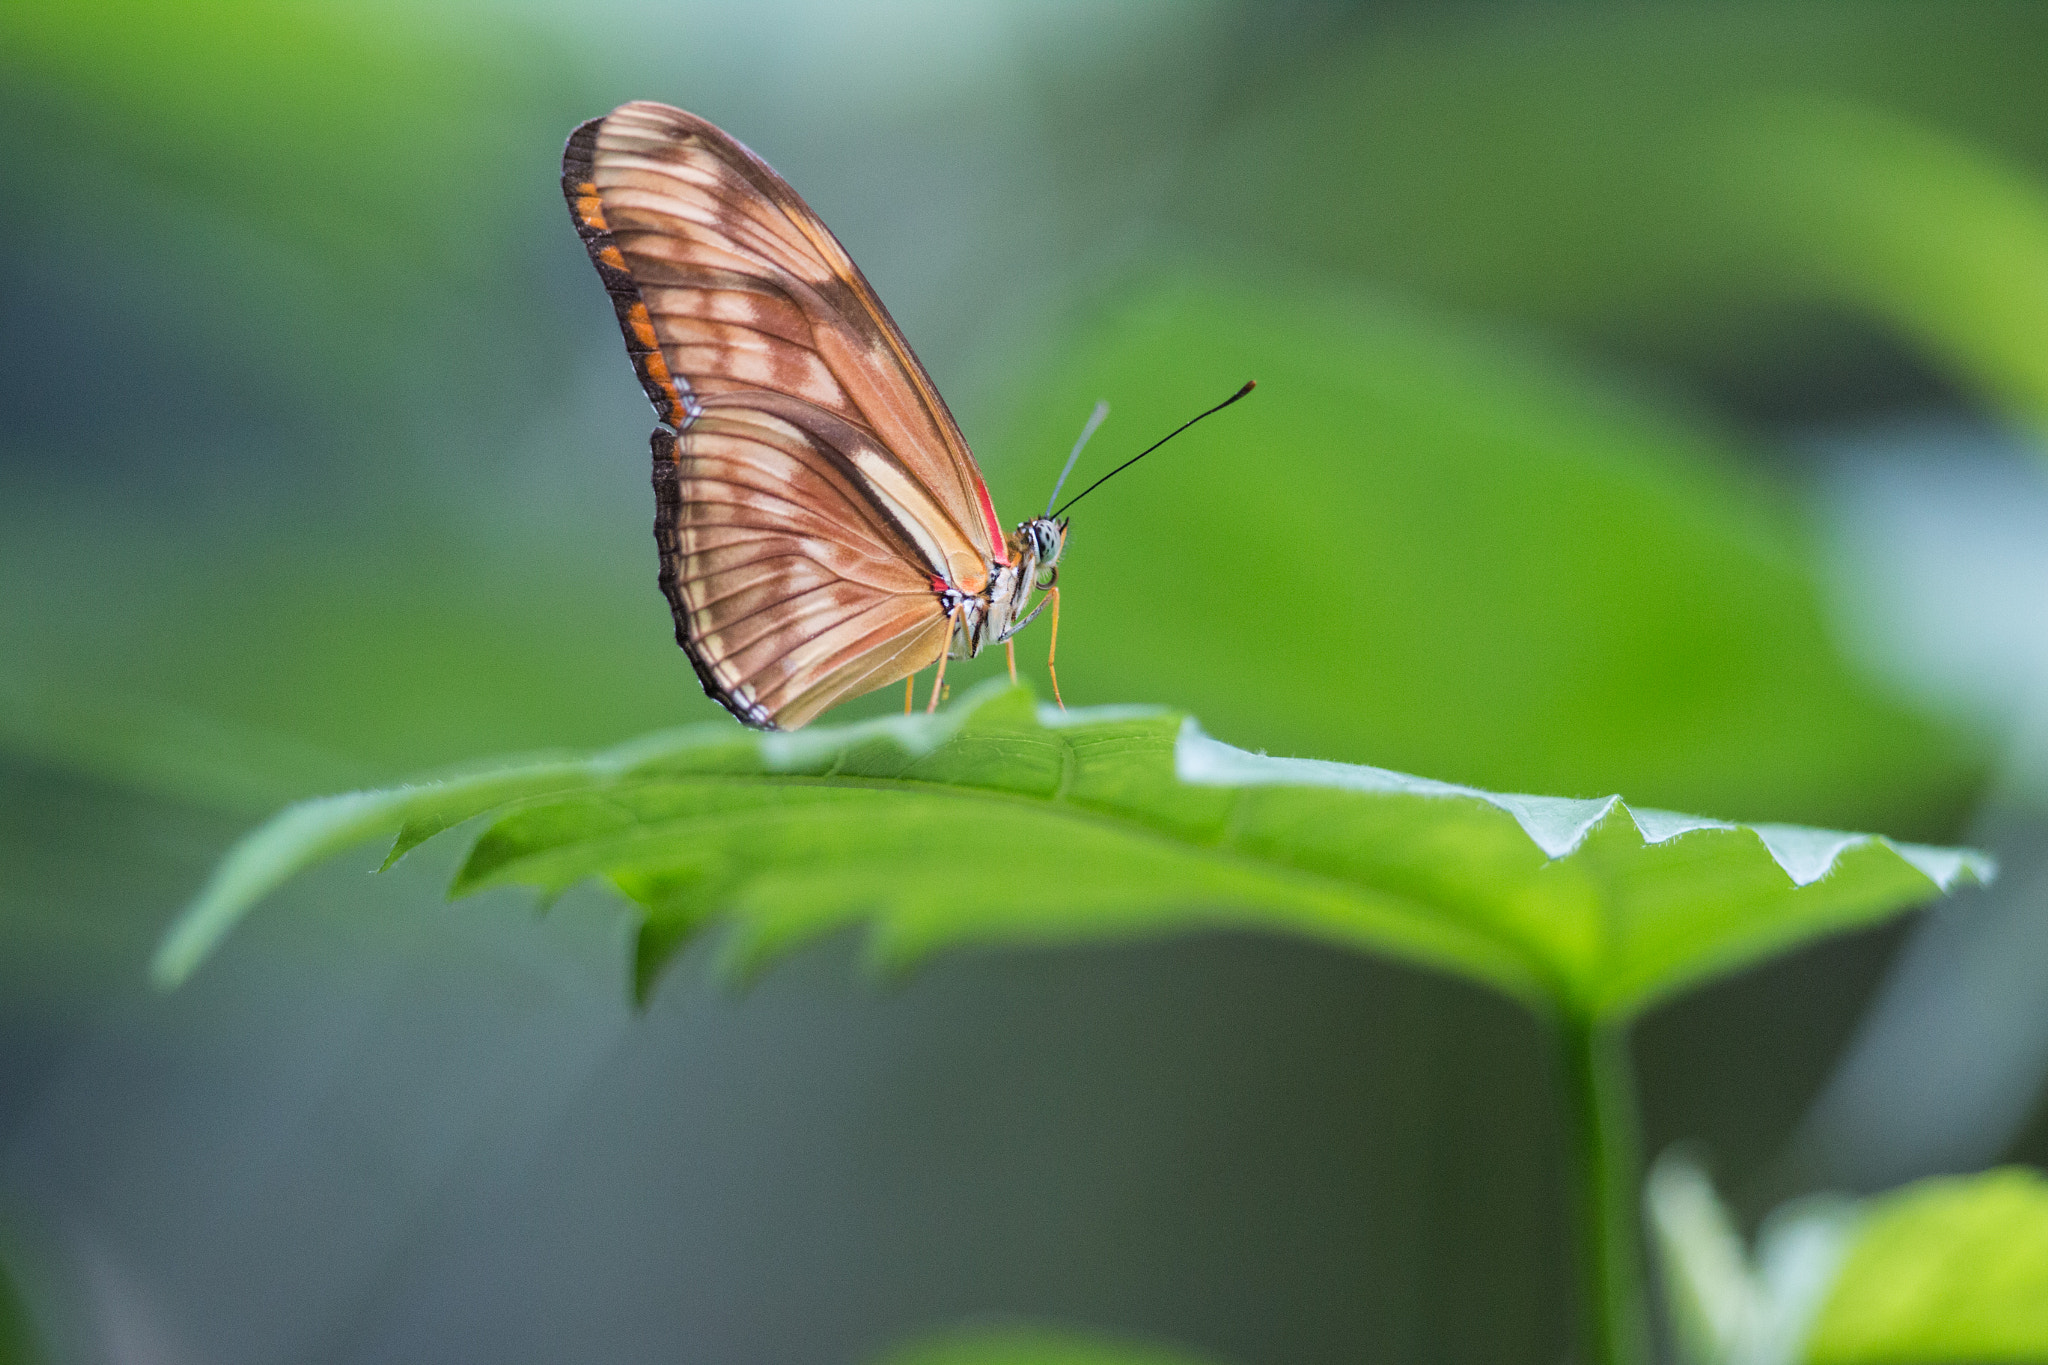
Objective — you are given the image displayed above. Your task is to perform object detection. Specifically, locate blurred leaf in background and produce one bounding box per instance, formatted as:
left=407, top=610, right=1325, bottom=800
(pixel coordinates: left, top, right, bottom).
left=1809, top=1167, right=2048, bottom=1363
left=0, top=0, right=574, bottom=446
left=1652, top=1155, right=2048, bottom=1365
left=1187, top=3, right=2048, bottom=418
left=1708, top=96, right=2048, bottom=440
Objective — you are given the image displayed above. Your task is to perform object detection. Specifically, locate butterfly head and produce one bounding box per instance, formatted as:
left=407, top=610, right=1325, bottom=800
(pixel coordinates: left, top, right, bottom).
left=1016, top=516, right=1065, bottom=579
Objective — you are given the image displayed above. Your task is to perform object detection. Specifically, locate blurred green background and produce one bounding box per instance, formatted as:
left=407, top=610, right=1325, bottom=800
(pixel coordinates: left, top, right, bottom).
left=6, top=2, right=2048, bottom=1361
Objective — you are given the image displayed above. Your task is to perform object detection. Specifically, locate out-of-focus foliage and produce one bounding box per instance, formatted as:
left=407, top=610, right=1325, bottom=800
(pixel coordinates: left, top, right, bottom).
left=0, top=1238, right=37, bottom=1365
left=876, top=1323, right=1221, bottom=1365
left=1707, top=97, right=2048, bottom=441
left=0, top=0, right=570, bottom=430
left=1809, top=1168, right=2048, bottom=1364
left=158, top=685, right=1989, bottom=1019
left=1190, top=5, right=2048, bottom=392
left=1651, top=1154, right=2048, bottom=1365
left=1650, top=1153, right=1857, bottom=1365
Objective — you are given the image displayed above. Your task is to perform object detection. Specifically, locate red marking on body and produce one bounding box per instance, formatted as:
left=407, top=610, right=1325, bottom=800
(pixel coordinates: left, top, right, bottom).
left=972, top=480, right=1008, bottom=563
left=929, top=574, right=949, bottom=595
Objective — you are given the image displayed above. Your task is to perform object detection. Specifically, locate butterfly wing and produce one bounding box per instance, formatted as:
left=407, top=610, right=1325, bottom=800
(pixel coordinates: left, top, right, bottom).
left=649, top=399, right=954, bottom=730
left=563, top=101, right=1006, bottom=728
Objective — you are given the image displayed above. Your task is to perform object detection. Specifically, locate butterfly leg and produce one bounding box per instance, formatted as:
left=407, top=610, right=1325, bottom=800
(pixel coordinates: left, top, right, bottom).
left=926, top=608, right=957, bottom=714
left=1045, top=586, right=1065, bottom=711
left=905, top=672, right=916, bottom=715
left=1005, top=638, right=1018, bottom=684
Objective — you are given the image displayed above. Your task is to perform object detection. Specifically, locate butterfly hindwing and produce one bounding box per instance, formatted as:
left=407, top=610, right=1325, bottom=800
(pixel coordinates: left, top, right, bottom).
left=650, top=411, right=948, bottom=730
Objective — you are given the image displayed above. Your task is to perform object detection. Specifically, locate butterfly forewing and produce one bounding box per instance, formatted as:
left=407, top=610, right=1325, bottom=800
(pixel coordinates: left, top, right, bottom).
left=565, top=100, right=1008, bottom=728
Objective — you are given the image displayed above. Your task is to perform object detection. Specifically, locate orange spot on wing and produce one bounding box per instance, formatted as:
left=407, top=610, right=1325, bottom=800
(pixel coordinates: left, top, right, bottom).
left=628, top=310, right=683, bottom=410
left=626, top=304, right=660, bottom=350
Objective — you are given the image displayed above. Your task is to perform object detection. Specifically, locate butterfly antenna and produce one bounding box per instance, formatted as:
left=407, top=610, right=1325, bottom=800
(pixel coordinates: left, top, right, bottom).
left=1051, top=380, right=1255, bottom=521
left=1045, top=400, right=1111, bottom=517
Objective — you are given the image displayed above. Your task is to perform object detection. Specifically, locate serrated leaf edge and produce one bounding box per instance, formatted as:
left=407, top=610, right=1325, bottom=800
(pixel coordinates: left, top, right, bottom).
left=1172, top=721, right=1995, bottom=891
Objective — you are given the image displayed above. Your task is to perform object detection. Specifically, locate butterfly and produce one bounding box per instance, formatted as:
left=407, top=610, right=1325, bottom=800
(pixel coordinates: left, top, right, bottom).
left=563, top=101, right=1249, bottom=730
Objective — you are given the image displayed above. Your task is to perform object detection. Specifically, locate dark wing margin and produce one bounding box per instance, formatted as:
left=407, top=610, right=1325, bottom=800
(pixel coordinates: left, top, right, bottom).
left=572, top=118, right=761, bottom=725
left=651, top=426, right=772, bottom=726
left=563, top=117, right=696, bottom=431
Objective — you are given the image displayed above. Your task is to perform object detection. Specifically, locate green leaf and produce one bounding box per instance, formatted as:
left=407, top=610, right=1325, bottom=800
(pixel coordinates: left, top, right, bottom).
left=0, top=676, right=371, bottom=816
left=1807, top=1167, right=2048, bottom=1364
left=873, top=1324, right=1222, bottom=1365
left=156, top=684, right=1990, bottom=1021
left=1708, top=95, right=2048, bottom=441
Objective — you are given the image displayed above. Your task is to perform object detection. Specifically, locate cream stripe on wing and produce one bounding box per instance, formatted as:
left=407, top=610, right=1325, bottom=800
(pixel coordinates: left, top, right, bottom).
left=727, top=594, right=929, bottom=700
left=776, top=613, right=949, bottom=730
left=695, top=580, right=884, bottom=665
left=756, top=601, right=945, bottom=716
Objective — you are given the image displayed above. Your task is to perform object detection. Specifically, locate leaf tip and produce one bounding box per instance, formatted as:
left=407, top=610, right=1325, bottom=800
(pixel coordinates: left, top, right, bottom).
left=630, top=914, right=704, bottom=1005
left=150, top=885, right=243, bottom=990
left=860, top=919, right=937, bottom=984
left=147, top=933, right=199, bottom=991
left=707, top=926, right=781, bottom=991
left=377, top=821, right=433, bottom=872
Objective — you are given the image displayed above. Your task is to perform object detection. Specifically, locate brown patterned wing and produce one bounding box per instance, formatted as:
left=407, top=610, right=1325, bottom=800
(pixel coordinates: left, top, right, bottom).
left=563, top=100, right=1006, bottom=591
left=650, top=394, right=952, bottom=730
